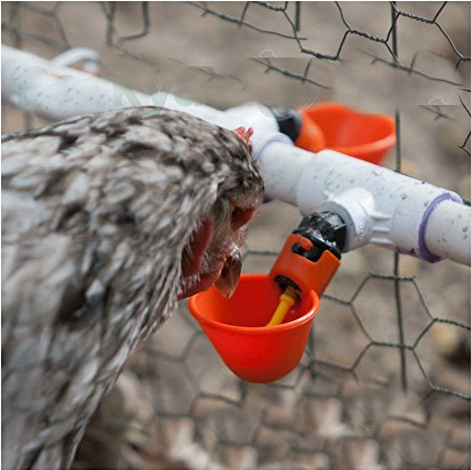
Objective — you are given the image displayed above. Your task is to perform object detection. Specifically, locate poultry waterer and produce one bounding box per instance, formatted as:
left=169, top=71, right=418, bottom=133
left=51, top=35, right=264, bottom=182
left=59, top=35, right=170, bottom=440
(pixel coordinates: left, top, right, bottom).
left=189, top=212, right=345, bottom=383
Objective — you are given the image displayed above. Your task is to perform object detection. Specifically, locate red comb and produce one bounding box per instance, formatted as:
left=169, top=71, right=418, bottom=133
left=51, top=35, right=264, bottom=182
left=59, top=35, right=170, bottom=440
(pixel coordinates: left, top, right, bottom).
left=232, top=126, right=254, bottom=149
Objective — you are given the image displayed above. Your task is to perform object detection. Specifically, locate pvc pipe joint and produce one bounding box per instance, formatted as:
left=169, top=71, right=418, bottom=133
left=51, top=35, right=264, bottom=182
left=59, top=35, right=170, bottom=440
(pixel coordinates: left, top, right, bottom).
left=319, top=188, right=376, bottom=251
left=256, top=141, right=465, bottom=262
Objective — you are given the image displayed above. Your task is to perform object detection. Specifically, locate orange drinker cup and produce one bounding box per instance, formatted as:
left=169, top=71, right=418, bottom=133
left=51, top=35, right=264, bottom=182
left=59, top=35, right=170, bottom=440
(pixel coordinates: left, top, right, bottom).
left=296, top=102, right=396, bottom=164
left=189, top=211, right=344, bottom=384
left=188, top=274, right=319, bottom=383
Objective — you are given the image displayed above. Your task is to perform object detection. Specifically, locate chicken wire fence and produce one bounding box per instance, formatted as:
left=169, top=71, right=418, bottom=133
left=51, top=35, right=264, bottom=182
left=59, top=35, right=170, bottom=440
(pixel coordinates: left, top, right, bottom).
left=2, top=2, right=470, bottom=469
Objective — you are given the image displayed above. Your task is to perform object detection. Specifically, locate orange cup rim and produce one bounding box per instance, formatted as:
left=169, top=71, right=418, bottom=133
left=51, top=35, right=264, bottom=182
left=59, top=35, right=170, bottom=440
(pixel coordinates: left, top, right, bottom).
left=188, top=273, right=319, bottom=335
left=299, top=102, right=396, bottom=155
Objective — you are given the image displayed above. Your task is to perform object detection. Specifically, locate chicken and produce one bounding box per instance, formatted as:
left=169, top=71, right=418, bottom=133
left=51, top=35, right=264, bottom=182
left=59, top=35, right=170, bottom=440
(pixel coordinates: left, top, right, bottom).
left=1, top=107, right=264, bottom=470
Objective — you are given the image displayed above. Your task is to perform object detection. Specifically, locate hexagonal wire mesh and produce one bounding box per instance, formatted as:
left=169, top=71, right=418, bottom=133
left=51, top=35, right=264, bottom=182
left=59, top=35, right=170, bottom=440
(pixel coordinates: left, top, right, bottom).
left=1, top=2, right=470, bottom=469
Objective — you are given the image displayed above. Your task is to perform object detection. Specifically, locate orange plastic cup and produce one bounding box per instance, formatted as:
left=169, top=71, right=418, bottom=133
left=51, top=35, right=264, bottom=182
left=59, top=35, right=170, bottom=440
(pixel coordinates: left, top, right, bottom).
left=296, top=102, right=396, bottom=165
left=188, top=274, right=319, bottom=383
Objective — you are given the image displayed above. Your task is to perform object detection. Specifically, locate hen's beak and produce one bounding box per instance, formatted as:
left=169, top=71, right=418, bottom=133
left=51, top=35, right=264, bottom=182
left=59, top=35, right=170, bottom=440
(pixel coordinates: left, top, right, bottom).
left=214, top=247, right=242, bottom=298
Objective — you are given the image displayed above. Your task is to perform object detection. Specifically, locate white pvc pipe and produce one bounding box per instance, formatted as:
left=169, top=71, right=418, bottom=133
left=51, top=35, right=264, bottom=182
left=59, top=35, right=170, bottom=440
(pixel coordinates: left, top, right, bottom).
left=424, top=200, right=471, bottom=265
left=1, top=46, right=278, bottom=134
left=2, top=45, right=470, bottom=266
left=2, top=46, right=152, bottom=118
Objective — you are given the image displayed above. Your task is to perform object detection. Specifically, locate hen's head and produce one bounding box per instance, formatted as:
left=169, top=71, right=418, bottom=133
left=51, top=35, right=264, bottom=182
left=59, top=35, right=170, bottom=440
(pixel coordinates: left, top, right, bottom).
left=178, top=125, right=263, bottom=299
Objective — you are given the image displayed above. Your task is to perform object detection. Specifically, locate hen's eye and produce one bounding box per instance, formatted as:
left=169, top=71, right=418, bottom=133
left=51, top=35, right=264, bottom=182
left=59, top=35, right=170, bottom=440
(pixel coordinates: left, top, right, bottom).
left=231, top=207, right=254, bottom=230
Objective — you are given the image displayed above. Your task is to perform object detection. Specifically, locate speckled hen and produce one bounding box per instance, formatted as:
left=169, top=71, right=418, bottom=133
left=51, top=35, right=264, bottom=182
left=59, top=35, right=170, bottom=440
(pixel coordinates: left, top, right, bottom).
left=1, top=107, right=264, bottom=470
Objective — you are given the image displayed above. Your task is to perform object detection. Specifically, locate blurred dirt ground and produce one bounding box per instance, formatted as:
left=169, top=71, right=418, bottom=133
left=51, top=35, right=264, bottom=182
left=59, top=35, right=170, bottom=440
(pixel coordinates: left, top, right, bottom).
left=2, top=2, right=470, bottom=469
